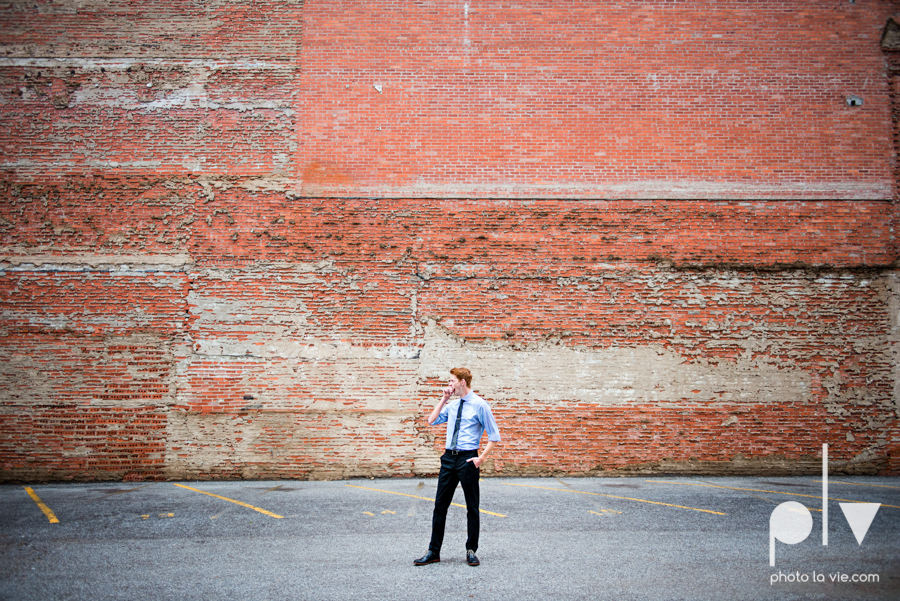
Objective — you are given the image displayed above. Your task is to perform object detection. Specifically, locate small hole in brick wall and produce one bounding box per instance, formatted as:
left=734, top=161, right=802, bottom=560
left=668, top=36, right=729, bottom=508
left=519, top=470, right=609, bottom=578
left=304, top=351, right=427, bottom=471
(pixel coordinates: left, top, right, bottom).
left=243, top=395, right=254, bottom=400
left=846, top=95, right=863, bottom=107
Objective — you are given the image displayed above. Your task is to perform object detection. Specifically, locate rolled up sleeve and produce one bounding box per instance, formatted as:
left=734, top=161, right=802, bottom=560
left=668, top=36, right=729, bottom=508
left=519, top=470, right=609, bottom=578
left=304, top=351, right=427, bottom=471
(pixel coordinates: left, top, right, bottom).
left=479, top=403, right=501, bottom=442
left=432, top=405, right=449, bottom=426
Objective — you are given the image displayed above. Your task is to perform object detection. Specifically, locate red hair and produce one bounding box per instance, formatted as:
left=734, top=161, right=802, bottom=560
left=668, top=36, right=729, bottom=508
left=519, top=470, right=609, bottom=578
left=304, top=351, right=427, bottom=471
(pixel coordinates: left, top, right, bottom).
left=450, top=367, right=472, bottom=387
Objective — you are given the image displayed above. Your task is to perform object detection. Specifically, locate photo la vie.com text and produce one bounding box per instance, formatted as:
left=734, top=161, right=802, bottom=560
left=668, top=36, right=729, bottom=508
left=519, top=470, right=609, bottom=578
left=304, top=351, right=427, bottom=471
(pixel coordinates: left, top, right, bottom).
left=767, top=444, right=884, bottom=587
left=769, top=570, right=879, bottom=586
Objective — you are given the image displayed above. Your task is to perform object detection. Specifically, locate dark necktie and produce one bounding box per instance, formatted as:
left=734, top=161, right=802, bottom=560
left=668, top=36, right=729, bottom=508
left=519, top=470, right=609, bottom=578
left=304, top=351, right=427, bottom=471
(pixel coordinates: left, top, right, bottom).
left=450, top=398, right=466, bottom=450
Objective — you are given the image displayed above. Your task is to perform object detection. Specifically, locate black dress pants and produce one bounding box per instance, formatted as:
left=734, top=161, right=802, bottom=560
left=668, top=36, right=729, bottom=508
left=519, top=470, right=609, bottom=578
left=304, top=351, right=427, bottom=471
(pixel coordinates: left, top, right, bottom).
left=428, top=450, right=480, bottom=554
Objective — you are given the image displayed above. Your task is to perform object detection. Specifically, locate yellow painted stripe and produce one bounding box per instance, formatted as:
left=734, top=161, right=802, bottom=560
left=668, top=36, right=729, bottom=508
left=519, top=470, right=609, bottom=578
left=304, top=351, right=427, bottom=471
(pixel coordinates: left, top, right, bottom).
left=172, top=484, right=284, bottom=518
left=345, top=484, right=507, bottom=517
left=644, top=480, right=900, bottom=510
left=23, top=487, right=59, bottom=524
left=815, top=479, right=900, bottom=491
left=505, top=483, right=725, bottom=515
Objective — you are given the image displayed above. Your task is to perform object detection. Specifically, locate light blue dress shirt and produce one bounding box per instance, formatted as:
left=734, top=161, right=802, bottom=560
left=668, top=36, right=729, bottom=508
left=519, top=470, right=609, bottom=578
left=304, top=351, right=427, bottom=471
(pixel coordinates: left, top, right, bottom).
left=432, top=392, right=501, bottom=451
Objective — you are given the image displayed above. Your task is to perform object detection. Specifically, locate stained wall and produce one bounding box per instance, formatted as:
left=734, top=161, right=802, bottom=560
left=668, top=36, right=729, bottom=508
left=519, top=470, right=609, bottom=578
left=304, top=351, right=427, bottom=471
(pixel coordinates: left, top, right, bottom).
left=1, top=0, right=898, bottom=481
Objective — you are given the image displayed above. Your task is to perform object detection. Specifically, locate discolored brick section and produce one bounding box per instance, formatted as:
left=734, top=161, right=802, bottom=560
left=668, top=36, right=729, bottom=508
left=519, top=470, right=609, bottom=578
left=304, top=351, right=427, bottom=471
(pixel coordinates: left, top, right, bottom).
left=1, top=1, right=898, bottom=482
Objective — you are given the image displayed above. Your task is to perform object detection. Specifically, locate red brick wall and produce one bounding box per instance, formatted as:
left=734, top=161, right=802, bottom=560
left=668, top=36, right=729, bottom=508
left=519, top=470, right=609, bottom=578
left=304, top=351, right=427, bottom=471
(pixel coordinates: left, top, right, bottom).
left=298, top=0, right=893, bottom=199
left=1, top=1, right=898, bottom=481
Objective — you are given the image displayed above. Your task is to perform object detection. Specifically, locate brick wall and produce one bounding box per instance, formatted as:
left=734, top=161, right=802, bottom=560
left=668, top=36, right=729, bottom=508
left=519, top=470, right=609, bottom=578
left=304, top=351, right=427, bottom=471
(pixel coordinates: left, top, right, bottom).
left=1, top=1, right=898, bottom=482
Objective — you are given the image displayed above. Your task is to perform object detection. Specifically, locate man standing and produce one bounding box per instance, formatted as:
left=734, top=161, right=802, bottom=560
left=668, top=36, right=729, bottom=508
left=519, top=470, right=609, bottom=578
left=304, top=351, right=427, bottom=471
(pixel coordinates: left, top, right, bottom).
left=414, top=367, right=501, bottom=567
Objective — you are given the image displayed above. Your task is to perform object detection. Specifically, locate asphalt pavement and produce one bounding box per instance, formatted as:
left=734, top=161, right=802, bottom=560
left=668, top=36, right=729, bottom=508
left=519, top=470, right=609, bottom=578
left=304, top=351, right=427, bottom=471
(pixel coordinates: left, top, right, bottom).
left=1, top=476, right=898, bottom=600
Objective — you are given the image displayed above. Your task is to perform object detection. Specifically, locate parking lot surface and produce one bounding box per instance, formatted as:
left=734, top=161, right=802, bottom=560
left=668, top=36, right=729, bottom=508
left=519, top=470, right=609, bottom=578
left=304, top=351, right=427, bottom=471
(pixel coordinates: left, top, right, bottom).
left=1, top=476, right=898, bottom=600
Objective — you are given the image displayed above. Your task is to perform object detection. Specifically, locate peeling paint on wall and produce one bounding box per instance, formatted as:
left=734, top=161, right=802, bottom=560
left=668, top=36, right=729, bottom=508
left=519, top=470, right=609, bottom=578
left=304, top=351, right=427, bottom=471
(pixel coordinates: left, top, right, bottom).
left=418, top=324, right=811, bottom=406
left=1, top=0, right=898, bottom=481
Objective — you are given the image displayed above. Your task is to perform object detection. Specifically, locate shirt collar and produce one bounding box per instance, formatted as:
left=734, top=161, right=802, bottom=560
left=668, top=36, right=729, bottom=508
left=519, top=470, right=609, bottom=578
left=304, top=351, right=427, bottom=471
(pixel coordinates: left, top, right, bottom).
left=460, top=391, right=474, bottom=402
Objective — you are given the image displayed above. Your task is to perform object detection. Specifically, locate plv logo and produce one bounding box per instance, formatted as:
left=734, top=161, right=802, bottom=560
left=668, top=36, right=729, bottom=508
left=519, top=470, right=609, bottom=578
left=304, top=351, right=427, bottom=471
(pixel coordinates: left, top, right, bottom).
left=769, top=444, right=881, bottom=566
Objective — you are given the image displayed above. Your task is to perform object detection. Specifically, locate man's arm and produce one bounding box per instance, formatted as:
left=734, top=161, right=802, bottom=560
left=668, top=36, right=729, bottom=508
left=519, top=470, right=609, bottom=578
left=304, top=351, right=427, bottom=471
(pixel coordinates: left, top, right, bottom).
left=427, top=387, right=452, bottom=425
left=467, top=439, right=495, bottom=469
left=467, top=401, right=501, bottom=468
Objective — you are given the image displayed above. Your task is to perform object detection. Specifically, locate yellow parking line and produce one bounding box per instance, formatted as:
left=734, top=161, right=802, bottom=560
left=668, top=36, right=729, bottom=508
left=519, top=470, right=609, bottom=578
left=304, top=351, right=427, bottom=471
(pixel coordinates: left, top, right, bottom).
left=23, top=487, right=59, bottom=524
left=345, top=484, right=507, bottom=517
left=172, top=484, right=284, bottom=518
left=814, top=479, right=900, bottom=491
left=644, top=480, right=900, bottom=510
left=505, top=483, right=725, bottom=515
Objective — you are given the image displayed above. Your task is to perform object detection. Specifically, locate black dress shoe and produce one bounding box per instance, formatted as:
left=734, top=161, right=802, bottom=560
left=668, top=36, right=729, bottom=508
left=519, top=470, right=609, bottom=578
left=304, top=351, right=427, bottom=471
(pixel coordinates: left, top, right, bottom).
left=414, top=550, right=440, bottom=566
left=466, top=549, right=480, bottom=566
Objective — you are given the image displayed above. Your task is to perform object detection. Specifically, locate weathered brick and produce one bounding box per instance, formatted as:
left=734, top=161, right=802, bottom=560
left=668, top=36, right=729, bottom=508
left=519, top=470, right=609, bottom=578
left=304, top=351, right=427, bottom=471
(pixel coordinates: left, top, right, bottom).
left=0, top=1, right=897, bottom=481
